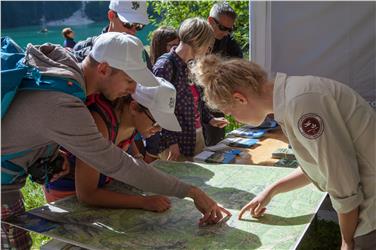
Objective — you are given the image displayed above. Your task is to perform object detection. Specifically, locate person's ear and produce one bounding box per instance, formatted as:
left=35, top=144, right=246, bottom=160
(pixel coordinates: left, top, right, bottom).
left=208, top=16, right=215, bottom=26
left=97, top=62, right=111, bottom=77
left=108, top=10, right=116, bottom=21
left=129, top=101, right=139, bottom=115
left=233, top=92, right=248, bottom=105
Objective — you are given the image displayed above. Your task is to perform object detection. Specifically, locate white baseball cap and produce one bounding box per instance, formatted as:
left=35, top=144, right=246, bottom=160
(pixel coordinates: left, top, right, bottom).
left=91, top=32, right=159, bottom=87
left=109, top=0, right=149, bottom=25
left=132, top=77, right=182, bottom=132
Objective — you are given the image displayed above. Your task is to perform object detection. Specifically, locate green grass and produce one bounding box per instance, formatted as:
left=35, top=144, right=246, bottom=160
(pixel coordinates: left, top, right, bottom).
left=298, top=218, right=341, bottom=249
left=21, top=178, right=51, bottom=249
left=225, top=115, right=241, bottom=133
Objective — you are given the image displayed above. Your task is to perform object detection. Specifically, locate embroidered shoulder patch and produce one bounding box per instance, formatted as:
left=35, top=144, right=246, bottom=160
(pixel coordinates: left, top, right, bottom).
left=298, top=113, right=324, bottom=139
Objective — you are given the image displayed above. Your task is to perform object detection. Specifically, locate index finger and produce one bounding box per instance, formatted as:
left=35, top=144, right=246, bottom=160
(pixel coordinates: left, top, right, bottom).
left=199, top=211, right=212, bottom=226
left=238, top=201, right=258, bottom=220
left=219, top=206, right=232, bottom=217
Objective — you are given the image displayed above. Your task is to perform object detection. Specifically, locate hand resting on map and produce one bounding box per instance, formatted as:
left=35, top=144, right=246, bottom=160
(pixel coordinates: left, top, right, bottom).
left=187, top=186, right=232, bottom=226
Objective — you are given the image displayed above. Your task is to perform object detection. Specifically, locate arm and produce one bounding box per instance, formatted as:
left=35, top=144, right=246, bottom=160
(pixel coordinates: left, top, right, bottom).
left=75, top=112, right=170, bottom=212
left=45, top=95, right=230, bottom=224
left=144, top=133, right=161, bottom=163
left=239, top=168, right=311, bottom=219
left=129, top=140, right=143, bottom=159
left=267, top=167, right=311, bottom=196
left=75, top=158, right=170, bottom=212
left=339, top=207, right=359, bottom=249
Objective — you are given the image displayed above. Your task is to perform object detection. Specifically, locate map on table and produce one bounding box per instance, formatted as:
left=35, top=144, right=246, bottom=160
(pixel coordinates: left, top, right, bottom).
left=4, top=161, right=325, bottom=250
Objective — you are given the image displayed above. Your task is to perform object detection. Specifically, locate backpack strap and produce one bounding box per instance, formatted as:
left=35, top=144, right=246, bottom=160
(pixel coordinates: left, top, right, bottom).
left=19, top=65, right=85, bottom=102
left=86, top=94, right=118, bottom=143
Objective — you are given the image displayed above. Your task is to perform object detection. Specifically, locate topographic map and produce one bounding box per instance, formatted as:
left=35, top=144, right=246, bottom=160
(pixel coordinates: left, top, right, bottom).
left=5, top=161, right=325, bottom=249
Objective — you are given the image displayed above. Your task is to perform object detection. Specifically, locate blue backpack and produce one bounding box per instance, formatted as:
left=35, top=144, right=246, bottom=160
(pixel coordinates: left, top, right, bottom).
left=1, top=36, right=86, bottom=184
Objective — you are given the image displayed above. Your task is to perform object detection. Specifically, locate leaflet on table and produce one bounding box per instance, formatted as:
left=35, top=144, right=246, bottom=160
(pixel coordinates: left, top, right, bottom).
left=194, top=149, right=241, bottom=164
left=221, top=137, right=259, bottom=148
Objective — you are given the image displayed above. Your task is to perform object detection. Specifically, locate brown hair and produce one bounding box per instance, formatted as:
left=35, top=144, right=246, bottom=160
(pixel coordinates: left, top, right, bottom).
left=150, top=26, right=178, bottom=65
left=62, top=27, right=73, bottom=39
left=191, top=54, right=268, bottom=110
left=112, top=95, right=147, bottom=114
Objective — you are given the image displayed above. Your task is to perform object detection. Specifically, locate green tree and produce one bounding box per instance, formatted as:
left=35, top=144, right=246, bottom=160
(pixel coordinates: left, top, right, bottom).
left=149, top=0, right=249, bottom=57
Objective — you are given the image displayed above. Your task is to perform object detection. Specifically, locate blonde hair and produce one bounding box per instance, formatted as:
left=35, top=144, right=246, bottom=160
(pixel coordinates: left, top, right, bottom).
left=179, top=17, right=214, bottom=55
left=191, top=54, right=268, bottom=110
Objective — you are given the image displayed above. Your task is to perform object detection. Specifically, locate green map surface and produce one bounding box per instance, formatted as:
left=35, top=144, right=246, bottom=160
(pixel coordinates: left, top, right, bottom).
left=6, top=161, right=325, bottom=250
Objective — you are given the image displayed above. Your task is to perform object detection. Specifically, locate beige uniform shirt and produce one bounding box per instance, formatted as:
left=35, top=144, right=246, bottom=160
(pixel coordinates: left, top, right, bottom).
left=273, top=72, right=375, bottom=237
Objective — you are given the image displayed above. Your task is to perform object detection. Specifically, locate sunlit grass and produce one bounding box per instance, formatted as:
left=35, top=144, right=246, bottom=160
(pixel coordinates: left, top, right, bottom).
left=21, top=178, right=51, bottom=249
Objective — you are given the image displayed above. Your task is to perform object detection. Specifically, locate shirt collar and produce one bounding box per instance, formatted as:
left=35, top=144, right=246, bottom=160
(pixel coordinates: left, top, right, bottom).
left=171, top=48, right=187, bottom=68
left=273, top=72, right=288, bottom=124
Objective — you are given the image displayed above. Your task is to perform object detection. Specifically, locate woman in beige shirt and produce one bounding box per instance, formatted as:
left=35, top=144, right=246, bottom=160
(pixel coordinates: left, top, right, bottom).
left=191, top=54, right=375, bottom=250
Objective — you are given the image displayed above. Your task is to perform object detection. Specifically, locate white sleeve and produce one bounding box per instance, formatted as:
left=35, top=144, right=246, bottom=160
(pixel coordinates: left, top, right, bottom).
left=286, top=93, right=363, bottom=213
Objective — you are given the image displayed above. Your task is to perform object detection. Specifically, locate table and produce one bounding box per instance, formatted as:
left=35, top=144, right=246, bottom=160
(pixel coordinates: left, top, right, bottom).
left=4, top=160, right=325, bottom=250
left=233, top=128, right=290, bottom=166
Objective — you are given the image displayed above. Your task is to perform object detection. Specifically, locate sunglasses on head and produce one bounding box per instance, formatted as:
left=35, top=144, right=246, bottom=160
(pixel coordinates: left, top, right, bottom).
left=138, top=104, right=160, bottom=128
left=213, top=18, right=235, bottom=33
left=122, top=22, right=144, bottom=31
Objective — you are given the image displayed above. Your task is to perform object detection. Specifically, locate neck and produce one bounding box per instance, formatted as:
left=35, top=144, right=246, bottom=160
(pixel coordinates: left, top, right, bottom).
left=175, top=43, right=194, bottom=63
left=107, top=22, right=116, bottom=32
left=262, top=81, right=275, bottom=114
left=80, top=60, right=98, bottom=96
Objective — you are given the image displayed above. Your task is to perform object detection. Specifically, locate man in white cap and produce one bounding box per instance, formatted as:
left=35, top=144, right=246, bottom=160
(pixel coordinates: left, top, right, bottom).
left=74, top=0, right=152, bottom=70
left=107, top=0, right=149, bottom=36
left=1, top=32, right=230, bottom=249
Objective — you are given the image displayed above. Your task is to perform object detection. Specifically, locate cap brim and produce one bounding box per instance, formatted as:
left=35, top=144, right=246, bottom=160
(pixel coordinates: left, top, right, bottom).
left=126, top=67, right=159, bottom=87
left=117, top=12, right=149, bottom=25
left=149, top=108, right=182, bottom=132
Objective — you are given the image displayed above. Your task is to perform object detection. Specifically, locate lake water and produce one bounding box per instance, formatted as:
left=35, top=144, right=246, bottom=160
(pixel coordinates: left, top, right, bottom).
left=1, top=21, right=154, bottom=49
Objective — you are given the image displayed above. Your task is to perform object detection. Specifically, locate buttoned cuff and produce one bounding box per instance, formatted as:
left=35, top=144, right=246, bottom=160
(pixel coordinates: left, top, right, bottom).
left=330, top=187, right=363, bottom=213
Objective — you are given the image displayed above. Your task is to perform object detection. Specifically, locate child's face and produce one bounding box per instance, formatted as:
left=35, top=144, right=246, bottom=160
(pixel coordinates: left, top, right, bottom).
left=166, top=38, right=179, bottom=52
left=67, top=32, right=75, bottom=39
left=129, top=102, right=162, bottom=138
left=221, top=90, right=268, bottom=127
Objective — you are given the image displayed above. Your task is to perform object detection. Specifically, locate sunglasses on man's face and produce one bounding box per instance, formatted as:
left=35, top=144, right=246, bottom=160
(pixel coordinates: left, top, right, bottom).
left=122, top=22, right=144, bottom=31
left=213, top=18, right=235, bottom=33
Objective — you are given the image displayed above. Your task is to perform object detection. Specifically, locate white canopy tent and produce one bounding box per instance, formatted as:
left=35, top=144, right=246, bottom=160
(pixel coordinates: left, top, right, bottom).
left=250, top=1, right=376, bottom=108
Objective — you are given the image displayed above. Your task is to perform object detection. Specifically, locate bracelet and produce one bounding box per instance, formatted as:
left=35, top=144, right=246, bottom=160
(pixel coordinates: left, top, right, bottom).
left=134, top=153, right=143, bottom=159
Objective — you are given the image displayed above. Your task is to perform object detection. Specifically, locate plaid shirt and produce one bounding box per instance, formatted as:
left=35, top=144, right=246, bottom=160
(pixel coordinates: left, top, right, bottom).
left=153, top=50, right=213, bottom=157
left=1, top=198, right=32, bottom=250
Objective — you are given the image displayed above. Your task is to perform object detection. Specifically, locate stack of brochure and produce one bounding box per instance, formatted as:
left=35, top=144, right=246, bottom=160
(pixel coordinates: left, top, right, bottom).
left=221, top=137, right=259, bottom=148
left=272, top=147, right=296, bottom=160
left=227, top=127, right=266, bottom=138
left=194, top=149, right=241, bottom=164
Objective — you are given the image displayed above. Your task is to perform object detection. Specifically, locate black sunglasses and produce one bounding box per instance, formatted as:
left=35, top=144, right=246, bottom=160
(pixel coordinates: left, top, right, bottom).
left=213, top=18, right=235, bottom=33
left=138, top=104, right=160, bottom=128
left=122, top=22, right=144, bottom=31
left=114, top=12, right=145, bottom=31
